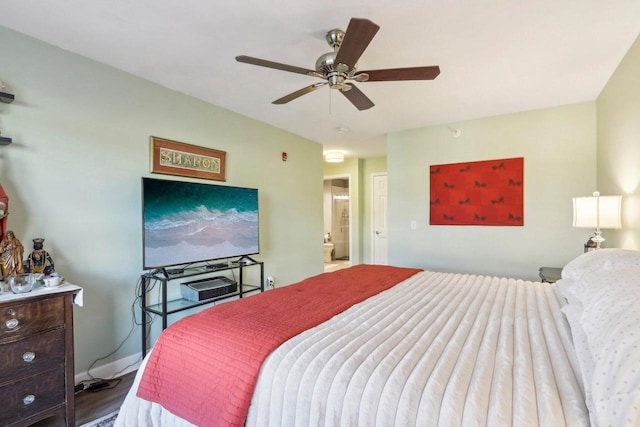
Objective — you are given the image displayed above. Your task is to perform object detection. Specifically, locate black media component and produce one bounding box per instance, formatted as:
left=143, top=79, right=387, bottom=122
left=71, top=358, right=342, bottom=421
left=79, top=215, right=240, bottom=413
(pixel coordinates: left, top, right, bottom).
left=180, top=276, right=238, bottom=302
left=141, top=177, right=260, bottom=270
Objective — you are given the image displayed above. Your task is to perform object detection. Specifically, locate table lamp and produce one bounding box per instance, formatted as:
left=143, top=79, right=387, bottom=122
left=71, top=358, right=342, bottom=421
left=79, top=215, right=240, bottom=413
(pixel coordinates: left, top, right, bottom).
left=572, top=191, right=622, bottom=250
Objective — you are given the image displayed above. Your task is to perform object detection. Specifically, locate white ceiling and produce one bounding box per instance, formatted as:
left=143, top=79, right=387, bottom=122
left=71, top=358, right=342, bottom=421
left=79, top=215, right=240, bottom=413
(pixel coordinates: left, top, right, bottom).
left=1, top=1, right=639, bottom=158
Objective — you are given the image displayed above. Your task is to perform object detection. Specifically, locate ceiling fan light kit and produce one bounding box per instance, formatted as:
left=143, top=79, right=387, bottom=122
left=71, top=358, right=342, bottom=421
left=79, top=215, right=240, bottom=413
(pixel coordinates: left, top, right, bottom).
left=236, top=18, right=440, bottom=111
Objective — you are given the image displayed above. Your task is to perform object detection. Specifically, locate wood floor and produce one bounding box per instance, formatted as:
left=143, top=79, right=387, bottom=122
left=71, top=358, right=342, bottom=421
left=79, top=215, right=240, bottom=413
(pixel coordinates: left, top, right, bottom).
left=32, top=371, right=136, bottom=427
left=324, top=259, right=350, bottom=273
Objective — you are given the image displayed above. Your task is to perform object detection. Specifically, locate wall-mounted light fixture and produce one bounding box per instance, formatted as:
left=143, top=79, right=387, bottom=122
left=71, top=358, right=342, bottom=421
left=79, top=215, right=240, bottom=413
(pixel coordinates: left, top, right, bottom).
left=324, top=151, right=345, bottom=163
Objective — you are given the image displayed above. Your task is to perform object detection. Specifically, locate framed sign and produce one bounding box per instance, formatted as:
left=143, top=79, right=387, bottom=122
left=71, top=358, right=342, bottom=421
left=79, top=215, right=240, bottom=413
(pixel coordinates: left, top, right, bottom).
left=150, top=136, right=226, bottom=181
left=429, top=157, right=523, bottom=226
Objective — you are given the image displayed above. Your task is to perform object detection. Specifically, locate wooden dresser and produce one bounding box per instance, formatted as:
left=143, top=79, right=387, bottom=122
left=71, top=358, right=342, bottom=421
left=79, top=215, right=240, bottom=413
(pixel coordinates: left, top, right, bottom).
left=0, top=286, right=80, bottom=426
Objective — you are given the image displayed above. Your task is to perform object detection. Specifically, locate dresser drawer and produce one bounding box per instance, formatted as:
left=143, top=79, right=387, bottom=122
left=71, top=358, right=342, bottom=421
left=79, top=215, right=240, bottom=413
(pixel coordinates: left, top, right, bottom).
left=0, top=368, right=65, bottom=426
left=0, top=328, right=65, bottom=383
left=0, top=296, right=65, bottom=340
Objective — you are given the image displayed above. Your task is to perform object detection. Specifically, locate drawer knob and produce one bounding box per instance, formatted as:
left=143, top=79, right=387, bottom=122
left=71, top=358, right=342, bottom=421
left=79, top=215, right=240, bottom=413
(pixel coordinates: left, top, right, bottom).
left=22, top=394, right=36, bottom=405
left=22, top=351, right=36, bottom=362
left=5, top=318, right=19, bottom=330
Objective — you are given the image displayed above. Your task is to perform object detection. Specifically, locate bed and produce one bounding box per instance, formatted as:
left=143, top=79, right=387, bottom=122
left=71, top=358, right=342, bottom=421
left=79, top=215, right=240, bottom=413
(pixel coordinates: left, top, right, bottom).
left=115, top=249, right=640, bottom=426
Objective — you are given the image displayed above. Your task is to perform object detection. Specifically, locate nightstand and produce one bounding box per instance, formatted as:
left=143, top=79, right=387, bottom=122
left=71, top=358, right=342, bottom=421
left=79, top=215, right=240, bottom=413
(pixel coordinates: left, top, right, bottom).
left=0, top=285, right=81, bottom=426
left=538, top=267, right=563, bottom=283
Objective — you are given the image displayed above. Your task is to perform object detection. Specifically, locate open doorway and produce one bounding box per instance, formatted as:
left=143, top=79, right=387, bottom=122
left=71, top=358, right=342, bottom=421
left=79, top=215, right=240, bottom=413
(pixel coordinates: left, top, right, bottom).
left=323, top=176, right=351, bottom=272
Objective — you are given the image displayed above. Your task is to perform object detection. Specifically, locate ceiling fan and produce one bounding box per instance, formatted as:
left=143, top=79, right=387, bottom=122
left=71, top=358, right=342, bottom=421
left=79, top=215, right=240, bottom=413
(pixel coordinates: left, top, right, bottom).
left=236, top=18, right=440, bottom=111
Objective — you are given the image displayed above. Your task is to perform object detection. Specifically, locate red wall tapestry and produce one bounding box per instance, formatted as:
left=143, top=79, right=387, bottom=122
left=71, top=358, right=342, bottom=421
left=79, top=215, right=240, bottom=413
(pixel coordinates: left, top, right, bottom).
left=429, top=157, right=523, bottom=226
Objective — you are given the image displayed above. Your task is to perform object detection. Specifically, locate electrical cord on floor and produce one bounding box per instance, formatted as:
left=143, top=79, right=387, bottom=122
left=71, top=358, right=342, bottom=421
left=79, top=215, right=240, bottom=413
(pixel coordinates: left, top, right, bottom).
left=76, top=276, right=154, bottom=393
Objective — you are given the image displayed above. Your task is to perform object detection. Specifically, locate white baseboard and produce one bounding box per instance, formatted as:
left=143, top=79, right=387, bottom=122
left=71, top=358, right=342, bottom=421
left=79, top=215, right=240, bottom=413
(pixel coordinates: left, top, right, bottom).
left=75, top=352, right=142, bottom=384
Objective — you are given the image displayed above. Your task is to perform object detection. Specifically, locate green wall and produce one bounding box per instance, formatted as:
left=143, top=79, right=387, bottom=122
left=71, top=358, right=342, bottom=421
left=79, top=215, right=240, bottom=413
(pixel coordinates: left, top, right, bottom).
left=0, top=26, right=324, bottom=377
left=387, top=102, right=598, bottom=280
left=597, top=34, right=640, bottom=250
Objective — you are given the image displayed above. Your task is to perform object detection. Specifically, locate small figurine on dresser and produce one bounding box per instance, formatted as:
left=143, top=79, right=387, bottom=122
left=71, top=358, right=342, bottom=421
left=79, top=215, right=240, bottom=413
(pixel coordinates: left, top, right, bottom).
left=0, top=230, right=25, bottom=280
left=25, top=237, right=55, bottom=275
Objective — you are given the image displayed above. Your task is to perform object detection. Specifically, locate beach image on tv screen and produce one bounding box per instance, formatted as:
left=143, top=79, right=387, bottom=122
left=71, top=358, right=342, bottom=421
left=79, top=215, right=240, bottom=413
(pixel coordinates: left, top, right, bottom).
left=143, top=179, right=259, bottom=268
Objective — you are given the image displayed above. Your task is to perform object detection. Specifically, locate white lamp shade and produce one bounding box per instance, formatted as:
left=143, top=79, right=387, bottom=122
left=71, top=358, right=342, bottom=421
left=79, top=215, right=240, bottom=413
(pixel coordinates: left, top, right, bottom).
left=572, top=195, right=622, bottom=229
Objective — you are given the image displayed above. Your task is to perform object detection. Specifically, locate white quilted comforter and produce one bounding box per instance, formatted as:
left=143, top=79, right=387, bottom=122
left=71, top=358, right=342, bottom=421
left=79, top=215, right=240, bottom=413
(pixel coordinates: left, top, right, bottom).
left=117, top=270, right=590, bottom=426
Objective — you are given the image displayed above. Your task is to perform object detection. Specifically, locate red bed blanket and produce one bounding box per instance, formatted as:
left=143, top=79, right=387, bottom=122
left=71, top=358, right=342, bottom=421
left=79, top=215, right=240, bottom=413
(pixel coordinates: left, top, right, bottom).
left=136, top=264, right=421, bottom=427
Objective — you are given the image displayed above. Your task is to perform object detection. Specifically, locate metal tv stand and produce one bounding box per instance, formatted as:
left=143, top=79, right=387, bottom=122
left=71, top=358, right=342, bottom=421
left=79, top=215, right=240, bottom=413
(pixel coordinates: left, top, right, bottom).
left=139, top=258, right=264, bottom=357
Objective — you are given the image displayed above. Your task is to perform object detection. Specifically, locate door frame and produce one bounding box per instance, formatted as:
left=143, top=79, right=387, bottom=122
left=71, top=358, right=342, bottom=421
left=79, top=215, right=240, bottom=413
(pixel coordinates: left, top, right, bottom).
left=323, top=174, right=353, bottom=263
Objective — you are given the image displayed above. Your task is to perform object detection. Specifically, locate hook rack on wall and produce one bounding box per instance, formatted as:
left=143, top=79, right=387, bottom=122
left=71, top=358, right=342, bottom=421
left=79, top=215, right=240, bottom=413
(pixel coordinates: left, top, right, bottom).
left=0, top=92, right=14, bottom=103
left=0, top=90, right=15, bottom=145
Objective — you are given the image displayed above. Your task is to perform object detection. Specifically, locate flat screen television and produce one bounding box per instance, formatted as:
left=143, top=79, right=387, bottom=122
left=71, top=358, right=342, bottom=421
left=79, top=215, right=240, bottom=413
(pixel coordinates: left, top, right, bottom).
left=142, top=177, right=259, bottom=270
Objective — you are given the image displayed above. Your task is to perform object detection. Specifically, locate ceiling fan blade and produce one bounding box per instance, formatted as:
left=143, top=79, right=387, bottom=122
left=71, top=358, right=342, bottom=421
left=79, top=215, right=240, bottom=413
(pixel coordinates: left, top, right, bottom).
left=360, top=66, right=441, bottom=81
left=334, top=18, right=380, bottom=70
left=340, top=83, right=374, bottom=111
left=236, top=55, right=317, bottom=76
left=273, top=82, right=327, bottom=104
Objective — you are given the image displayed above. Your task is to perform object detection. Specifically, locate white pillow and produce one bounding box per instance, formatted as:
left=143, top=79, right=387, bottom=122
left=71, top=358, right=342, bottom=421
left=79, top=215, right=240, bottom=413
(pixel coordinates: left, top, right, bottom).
left=579, top=269, right=640, bottom=352
left=555, top=278, right=580, bottom=304
left=561, top=249, right=640, bottom=301
left=577, top=269, right=640, bottom=426
left=561, top=302, right=595, bottom=413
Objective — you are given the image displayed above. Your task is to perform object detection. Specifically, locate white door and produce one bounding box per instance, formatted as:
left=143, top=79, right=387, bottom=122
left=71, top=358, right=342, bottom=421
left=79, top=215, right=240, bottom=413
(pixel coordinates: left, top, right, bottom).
left=372, top=174, right=388, bottom=265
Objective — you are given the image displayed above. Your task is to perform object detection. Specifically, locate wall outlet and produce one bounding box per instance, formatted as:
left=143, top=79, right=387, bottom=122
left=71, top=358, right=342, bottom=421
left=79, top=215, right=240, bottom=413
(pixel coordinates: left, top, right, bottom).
left=266, top=276, right=275, bottom=289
